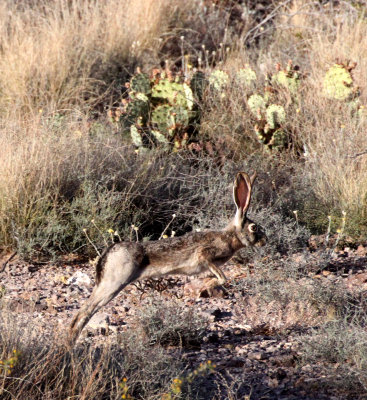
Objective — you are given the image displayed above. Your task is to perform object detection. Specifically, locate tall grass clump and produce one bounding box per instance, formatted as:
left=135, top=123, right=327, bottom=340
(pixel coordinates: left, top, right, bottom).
left=0, top=304, right=187, bottom=399
left=0, top=301, right=221, bottom=399
left=0, top=0, right=185, bottom=115
left=296, top=18, right=367, bottom=235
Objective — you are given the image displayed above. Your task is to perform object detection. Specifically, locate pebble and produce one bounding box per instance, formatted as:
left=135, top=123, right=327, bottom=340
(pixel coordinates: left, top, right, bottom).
left=248, top=351, right=267, bottom=360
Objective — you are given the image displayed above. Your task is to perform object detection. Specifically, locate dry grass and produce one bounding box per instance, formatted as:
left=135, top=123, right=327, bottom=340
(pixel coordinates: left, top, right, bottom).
left=201, top=2, right=367, bottom=236
left=0, top=115, right=256, bottom=256
left=0, top=0, right=190, bottom=115
left=300, top=19, right=367, bottom=233
left=0, top=303, right=185, bottom=399
left=0, top=117, right=130, bottom=255
left=0, top=298, right=221, bottom=399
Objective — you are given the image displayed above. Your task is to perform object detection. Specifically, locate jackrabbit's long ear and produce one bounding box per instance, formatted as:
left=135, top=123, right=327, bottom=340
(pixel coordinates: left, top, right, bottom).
left=233, top=172, right=253, bottom=217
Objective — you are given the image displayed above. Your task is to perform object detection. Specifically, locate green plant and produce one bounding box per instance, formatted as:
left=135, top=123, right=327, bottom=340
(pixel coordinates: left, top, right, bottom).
left=208, top=69, right=229, bottom=91
left=136, top=298, right=209, bottom=347
left=236, top=66, right=257, bottom=87
left=0, top=349, right=19, bottom=376
left=162, top=360, right=215, bottom=400
left=323, top=62, right=358, bottom=101
left=247, top=94, right=266, bottom=114
left=245, top=61, right=303, bottom=151
left=248, top=94, right=287, bottom=150
left=115, top=68, right=200, bottom=151
left=300, top=319, right=367, bottom=393
left=271, top=60, right=300, bottom=95
left=120, top=377, right=134, bottom=399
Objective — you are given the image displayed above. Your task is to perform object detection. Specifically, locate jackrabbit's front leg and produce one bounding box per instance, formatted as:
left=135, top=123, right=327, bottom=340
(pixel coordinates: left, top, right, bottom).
left=197, top=257, right=227, bottom=297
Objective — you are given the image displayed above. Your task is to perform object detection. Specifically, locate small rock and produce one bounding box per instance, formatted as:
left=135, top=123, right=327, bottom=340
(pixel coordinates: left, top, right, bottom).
left=24, top=278, right=37, bottom=290
left=88, top=312, right=110, bottom=330
left=267, top=378, right=279, bottom=388
left=67, top=271, right=91, bottom=287
left=248, top=351, right=267, bottom=360
left=34, top=301, right=48, bottom=312
left=233, top=328, right=247, bottom=336
left=356, top=245, right=367, bottom=256
left=301, top=364, right=312, bottom=372
left=265, top=345, right=278, bottom=353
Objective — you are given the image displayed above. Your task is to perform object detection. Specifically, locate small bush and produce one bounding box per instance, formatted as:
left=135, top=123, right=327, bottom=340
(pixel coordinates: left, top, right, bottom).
left=300, top=319, right=367, bottom=394
left=134, top=298, right=209, bottom=347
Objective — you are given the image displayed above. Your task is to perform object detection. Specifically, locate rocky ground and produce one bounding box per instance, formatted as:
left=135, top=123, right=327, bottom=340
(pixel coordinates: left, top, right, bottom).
left=1, top=242, right=367, bottom=399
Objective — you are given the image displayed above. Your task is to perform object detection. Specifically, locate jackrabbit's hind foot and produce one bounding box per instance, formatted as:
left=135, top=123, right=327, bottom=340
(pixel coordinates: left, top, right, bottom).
left=199, top=278, right=227, bottom=298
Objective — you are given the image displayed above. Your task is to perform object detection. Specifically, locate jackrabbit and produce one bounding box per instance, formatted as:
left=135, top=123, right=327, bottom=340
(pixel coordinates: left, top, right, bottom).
left=68, top=172, right=266, bottom=344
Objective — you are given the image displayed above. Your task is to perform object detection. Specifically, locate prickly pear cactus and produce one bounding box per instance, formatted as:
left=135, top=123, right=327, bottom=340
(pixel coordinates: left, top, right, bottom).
left=130, top=125, right=143, bottom=147
left=120, top=97, right=149, bottom=127
left=248, top=94, right=266, bottom=115
left=266, top=104, right=286, bottom=129
left=323, top=63, right=354, bottom=101
left=248, top=93, right=287, bottom=150
left=151, top=104, right=175, bottom=134
left=152, top=79, right=193, bottom=109
left=173, top=106, right=190, bottom=128
left=236, top=66, right=257, bottom=87
left=151, top=129, right=169, bottom=149
left=183, top=83, right=194, bottom=110
left=209, top=70, right=229, bottom=91
left=270, top=129, right=287, bottom=149
left=152, top=105, right=189, bottom=135
left=271, top=61, right=300, bottom=95
left=130, top=73, right=151, bottom=94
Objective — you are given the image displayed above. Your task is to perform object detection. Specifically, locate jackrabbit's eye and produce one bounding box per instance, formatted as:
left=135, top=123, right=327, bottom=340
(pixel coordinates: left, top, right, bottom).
left=248, top=223, right=257, bottom=233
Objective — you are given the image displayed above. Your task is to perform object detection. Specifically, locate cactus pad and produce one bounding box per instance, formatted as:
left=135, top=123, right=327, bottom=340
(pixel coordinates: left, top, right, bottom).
left=236, top=67, right=257, bottom=87
left=130, top=125, right=143, bottom=147
left=248, top=94, right=266, bottom=115
left=122, top=98, right=149, bottom=127
left=272, top=70, right=300, bottom=94
left=323, top=64, right=354, bottom=101
left=130, top=73, right=151, bottom=94
left=209, top=70, right=229, bottom=91
left=152, top=79, right=192, bottom=108
left=266, top=104, right=286, bottom=129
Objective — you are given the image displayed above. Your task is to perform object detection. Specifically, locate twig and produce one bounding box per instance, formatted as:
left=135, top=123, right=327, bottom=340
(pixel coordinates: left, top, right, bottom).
left=82, top=229, right=101, bottom=257
left=159, top=214, right=176, bottom=240
left=0, top=251, right=17, bottom=273
left=347, top=149, right=367, bottom=159
left=243, top=0, right=292, bottom=44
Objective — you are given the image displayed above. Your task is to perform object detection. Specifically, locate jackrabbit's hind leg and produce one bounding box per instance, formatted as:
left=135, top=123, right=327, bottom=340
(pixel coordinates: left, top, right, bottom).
left=68, top=279, right=127, bottom=346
